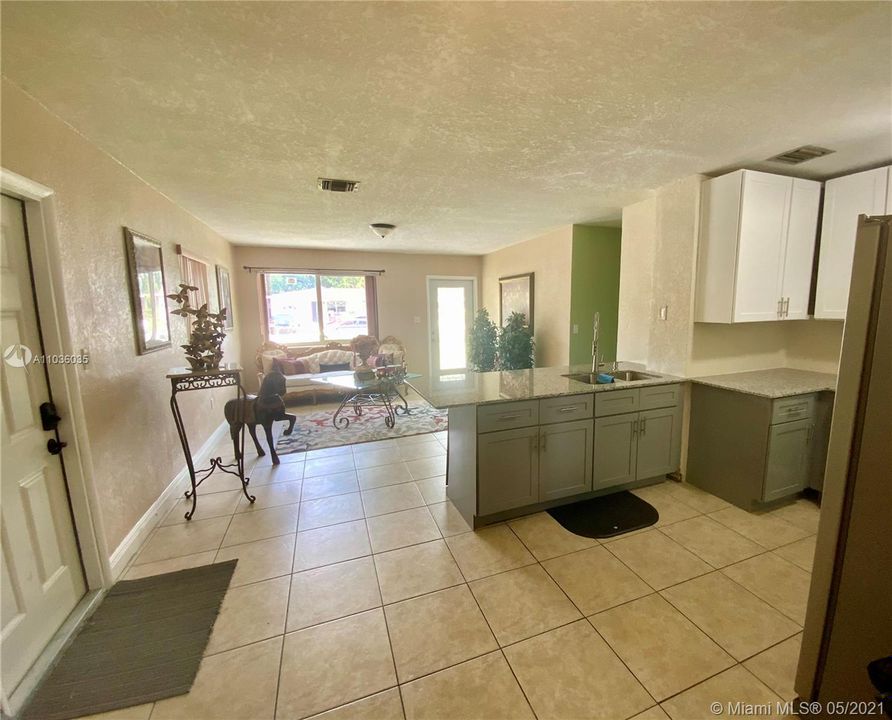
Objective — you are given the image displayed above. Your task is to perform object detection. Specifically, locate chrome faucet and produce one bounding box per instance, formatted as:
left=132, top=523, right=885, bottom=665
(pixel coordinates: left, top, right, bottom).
left=591, top=313, right=601, bottom=374
left=591, top=312, right=618, bottom=374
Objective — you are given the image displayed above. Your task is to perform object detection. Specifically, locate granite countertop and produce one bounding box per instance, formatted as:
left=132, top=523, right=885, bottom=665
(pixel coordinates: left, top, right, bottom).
left=408, top=364, right=683, bottom=409
left=690, top=368, right=837, bottom=399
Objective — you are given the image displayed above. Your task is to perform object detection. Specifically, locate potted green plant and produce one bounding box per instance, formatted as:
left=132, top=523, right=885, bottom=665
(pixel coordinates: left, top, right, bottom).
left=468, top=308, right=499, bottom=372
left=498, top=312, right=534, bottom=370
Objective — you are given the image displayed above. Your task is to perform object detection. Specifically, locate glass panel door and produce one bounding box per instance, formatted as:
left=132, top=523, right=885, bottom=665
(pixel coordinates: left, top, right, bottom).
left=428, top=278, right=475, bottom=375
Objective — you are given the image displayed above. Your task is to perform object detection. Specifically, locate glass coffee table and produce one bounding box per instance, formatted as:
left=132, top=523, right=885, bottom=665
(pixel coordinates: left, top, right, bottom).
left=318, top=368, right=420, bottom=429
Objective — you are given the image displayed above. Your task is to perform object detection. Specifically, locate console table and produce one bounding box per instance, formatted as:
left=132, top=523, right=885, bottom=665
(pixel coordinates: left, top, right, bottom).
left=167, top=364, right=255, bottom=520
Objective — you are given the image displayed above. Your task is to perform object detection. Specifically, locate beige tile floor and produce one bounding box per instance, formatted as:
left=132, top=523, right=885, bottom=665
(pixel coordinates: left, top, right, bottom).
left=91, top=427, right=820, bottom=720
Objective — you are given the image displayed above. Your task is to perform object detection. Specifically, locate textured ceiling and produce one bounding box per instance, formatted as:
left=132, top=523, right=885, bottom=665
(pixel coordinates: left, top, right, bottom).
left=2, top=2, right=891, bottom=253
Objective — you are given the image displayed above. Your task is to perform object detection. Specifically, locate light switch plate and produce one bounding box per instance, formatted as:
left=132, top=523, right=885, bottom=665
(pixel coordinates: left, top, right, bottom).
left=572, top=324, right=579, bottom=334
left=659, top=305, right=669, bottom=321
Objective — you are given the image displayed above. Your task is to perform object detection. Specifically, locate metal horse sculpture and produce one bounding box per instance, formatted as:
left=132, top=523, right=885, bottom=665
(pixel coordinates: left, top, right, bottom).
left=224, top=371, right=296, bottom=465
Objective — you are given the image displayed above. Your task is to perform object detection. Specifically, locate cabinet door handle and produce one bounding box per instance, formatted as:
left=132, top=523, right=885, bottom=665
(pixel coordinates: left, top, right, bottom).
left=640, top=417, right=647, bottom=435
left=632, top=419, right=638, bottom=436
left=558, top=406, right=578, bottom=413
left=777, top=298, right=783, bottom=318
left=497, top=413, right=524, bottom=421
left=807, top=423, right=814, bottom=443
left=783, top=297, right=790, bottom=317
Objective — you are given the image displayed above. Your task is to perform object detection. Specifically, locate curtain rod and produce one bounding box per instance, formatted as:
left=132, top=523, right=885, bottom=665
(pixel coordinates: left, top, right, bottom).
left=242, top=266, right=385, bottom=276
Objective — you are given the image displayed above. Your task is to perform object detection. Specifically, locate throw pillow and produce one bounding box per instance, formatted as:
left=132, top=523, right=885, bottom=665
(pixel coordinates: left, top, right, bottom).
left=261, top=349, right=287, bottom=374
left=319, top=362, right=352, bottom=373
left=272, top=357, right=308, bottom=375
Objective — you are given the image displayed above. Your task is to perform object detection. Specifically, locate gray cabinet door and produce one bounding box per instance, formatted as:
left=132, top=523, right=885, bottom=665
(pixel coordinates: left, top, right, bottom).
left=763, top=418, right=812, bottom=502
left=478, top=426, right=539, bottom=515
left=593, top=412, right=637, bottom=489
left=539, top=419, right=594, bottom=502
left=636, top=406, right=683, bottom=481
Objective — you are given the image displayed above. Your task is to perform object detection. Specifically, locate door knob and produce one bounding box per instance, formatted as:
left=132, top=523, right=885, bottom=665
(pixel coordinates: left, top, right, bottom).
left=47, top=438, right=67, bottom=455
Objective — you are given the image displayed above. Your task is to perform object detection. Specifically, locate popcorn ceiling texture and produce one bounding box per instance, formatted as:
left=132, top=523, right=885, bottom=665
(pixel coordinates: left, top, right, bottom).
left=2, top=1, right=890, bottom=253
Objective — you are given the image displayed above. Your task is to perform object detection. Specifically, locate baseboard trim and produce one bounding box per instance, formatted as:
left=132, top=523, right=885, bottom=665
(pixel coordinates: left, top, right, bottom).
left=108, top=421, right=230, bottom=580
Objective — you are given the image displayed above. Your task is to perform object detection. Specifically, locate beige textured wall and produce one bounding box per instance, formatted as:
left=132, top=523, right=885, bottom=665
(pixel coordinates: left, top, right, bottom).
left=647, top=176, right=703, bottom=376
left=617, top=197, right=656, bottom=366
left=233, top=246, right=481, bottom=385
left=1, top=81, right=240, bottom=555
left=785, top=320, right=844, bottom=374
left=481, top=226, right=573, bottom=367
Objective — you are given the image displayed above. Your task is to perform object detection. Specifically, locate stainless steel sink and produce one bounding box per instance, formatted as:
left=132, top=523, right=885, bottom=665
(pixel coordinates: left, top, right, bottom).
left=563, top=370, right=659, bottom=384
left=608, top=370, right=659, bottom=382
left=563, top=373, right=600, bottom=384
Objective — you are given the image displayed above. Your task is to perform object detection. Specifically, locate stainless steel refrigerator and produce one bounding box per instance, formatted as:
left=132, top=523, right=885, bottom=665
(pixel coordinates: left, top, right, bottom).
left=796, top=214, right=892, bottom=711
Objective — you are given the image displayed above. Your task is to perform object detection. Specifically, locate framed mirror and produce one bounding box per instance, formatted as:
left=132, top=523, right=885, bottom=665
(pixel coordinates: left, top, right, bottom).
left=124, top=227, right=171, bottom=354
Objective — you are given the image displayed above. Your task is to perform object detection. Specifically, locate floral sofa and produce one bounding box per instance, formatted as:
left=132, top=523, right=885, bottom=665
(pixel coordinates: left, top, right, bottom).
left=255, top=336, right=406, bottom=404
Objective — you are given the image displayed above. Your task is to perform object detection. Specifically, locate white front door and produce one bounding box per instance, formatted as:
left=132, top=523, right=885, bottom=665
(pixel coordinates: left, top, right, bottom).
left=1, top=194, right=85, bottom=694
left=427, top=278, right=475, bottom=376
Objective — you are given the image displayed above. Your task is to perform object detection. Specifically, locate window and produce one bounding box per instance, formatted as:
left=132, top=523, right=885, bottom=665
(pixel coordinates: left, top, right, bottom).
left=263, top=272, right=378, bottom=344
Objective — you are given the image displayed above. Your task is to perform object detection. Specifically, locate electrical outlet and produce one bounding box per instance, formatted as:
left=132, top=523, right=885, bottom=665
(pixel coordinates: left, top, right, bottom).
left=572, top=324, right=579, bottom=335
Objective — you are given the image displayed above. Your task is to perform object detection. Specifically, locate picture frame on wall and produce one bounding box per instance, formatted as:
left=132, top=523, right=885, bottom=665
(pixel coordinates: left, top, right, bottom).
left=124, top=227, right=172, bottom=354
left=216, top=264, right=234, bottom=330
left=499, top=272, right=534, bottom=332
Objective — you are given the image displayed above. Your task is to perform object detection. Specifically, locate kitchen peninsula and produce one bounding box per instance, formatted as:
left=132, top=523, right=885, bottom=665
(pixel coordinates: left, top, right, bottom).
left=409, top=365, right=684, bottom=528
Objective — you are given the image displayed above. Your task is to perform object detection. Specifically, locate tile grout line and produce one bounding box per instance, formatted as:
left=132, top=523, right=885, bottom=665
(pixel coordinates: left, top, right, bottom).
left=365, top=532, right=407, bottom=720
left=502, top=522, right=659, bottom=710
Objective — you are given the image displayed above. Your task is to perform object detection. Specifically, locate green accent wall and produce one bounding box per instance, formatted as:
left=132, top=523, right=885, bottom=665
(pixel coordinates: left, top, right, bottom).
left=569, top=225, right=622, bottom=365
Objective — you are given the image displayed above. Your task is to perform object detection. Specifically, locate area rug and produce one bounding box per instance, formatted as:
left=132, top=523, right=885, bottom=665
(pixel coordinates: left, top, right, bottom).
left=548, top=491, right=658, bottom=539
left=277, top=396, right=448, bottom=454
left=22, top=561, right=237, bottom=720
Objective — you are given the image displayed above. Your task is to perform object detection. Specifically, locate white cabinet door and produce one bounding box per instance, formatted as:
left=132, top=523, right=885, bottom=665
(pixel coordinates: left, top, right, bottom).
left=815, top=166, right=889, bottom=319
left=782, top=179, right=822, bottom=319
left=733, top=172, right=789, bottom=322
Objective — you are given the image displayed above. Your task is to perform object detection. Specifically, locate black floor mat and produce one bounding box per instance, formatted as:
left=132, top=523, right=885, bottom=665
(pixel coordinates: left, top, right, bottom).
left=548, top=491, right=659, bottom=539
left=21, top=561, right=237, bottom=720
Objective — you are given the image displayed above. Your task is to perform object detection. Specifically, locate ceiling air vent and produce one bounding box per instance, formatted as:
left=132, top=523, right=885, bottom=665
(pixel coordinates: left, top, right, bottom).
left=317, top=178, right=360, bottom=192
left=767, top=146, right=835, bottom=165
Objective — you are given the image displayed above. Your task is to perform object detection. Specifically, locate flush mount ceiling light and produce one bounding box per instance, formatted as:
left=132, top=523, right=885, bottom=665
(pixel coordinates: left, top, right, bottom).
left=370, top=223, right=396, bottom=239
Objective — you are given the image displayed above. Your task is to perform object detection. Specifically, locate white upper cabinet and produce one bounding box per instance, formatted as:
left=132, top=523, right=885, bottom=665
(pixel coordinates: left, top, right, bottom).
left=814, top=166, right=891, bottom=319
left=695, top=170, right=821, bottom=323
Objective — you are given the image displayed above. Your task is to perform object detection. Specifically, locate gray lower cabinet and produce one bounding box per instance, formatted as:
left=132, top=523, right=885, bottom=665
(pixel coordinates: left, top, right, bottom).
left=764, top=418, right=812, bottom=502
left=477, top=426, right=539, bottom=516
left=539, top=419, right=594, bottom=501
left=594, top=406, right=682, bottom=488
left=636, top=406, right=683, bottom=480
left=475, top=385, right=682, bottom=518
left=688, top=384, right=832, bottom=509
left=593, top=412, right=637, bottom=488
